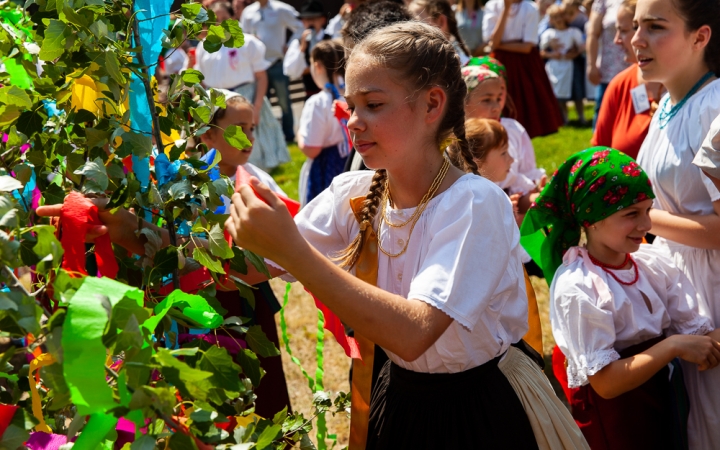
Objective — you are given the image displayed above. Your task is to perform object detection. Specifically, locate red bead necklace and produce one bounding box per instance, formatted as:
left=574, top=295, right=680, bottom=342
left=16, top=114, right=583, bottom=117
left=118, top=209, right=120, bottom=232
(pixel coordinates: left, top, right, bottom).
left=588, top=252, right=639, bottom=286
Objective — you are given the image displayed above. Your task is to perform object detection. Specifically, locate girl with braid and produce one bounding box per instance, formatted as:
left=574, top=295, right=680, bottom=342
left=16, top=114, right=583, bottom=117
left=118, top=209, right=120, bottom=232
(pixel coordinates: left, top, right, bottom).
left=409, top=0, right=471, bottom=65
left=225, top=22, right=587, bottom=449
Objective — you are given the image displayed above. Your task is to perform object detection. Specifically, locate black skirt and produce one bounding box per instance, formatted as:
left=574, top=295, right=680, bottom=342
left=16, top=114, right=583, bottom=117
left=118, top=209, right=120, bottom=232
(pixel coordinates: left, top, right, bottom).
left=366, top=355, right=539, bottom=449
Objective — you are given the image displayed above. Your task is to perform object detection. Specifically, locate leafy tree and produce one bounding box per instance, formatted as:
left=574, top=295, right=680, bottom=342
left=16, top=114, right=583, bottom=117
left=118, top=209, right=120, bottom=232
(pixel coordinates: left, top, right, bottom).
left=0, top=0, right=349, bottom=448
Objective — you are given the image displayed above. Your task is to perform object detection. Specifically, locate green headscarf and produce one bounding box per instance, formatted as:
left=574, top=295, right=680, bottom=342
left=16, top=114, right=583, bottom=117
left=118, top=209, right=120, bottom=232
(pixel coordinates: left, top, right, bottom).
left=468, top=56, right=507, bottom=81
left=520, top=147, right=655, bottom=283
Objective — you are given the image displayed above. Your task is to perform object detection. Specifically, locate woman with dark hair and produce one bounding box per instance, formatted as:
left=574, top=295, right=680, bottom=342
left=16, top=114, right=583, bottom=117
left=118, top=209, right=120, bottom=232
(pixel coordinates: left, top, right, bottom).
left=633, top=0, right=720, bottom=446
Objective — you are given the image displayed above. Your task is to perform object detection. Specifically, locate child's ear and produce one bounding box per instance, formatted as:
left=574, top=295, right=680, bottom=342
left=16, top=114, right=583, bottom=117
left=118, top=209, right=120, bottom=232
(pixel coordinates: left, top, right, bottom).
left=424, top=86, right=447, bottom=125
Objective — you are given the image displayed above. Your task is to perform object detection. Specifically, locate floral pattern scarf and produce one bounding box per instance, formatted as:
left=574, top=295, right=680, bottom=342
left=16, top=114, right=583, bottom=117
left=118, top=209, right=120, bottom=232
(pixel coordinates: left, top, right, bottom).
left=468, top=56, right=507, bottom=81
left=520, top=147, right=655, bottom=282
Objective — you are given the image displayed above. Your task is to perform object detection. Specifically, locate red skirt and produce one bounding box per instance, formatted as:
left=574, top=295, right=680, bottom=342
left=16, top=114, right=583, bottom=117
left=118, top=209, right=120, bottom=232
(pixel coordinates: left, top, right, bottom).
left=555, top=337, right=688, bottom=450
left=493, top=47, right=564, bottom=138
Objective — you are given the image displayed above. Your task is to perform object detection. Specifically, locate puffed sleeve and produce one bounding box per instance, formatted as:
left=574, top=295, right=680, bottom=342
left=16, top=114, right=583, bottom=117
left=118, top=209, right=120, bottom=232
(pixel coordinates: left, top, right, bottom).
left=407, top=177, right=525, bottom=330
left=694, top=114, right=720, bottom=180
left=282, top=39, right=307, bottom=79
left=551, top=266, right=620, bottom=388
left=266, top=172, right=373, bottom=277
left=522, top=3, right=539, bottom=44
left=635, top=246, right=714, bottom=336
left=248, top=37, right=270, bottom=73
left=482, top=0, right=500, bottom=43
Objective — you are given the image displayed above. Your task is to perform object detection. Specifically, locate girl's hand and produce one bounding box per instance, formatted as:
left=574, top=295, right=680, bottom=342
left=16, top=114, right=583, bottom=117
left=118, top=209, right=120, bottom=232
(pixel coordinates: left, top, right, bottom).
left=670, top=334, right=720, bottom=371
left=225, top=177, right=305, bottom=266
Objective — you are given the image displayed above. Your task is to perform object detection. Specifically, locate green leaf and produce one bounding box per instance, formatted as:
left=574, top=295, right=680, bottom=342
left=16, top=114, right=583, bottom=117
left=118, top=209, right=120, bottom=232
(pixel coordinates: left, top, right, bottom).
left=89, top=19, right=108, bottom=39
left=181, top=69, right=204, bottom=85
left=205, top=24, right=227, bottom=45
left=0, top=176, right=23, bottom=192
left=181, top=3, right=206, bottom=21
left=105, top=51, right=126, bottom=84
left=254, top=423, right=282, bottom=449
left=0, top=86, right=32, bottom=109
left=39, top=19, right=70, bottom=61
left=236, top=348, right=264, bottom=387
left=190, top=105, right=211, bottom=124
left=121, top=131, right=153, bottom=159
left=32, top=224, right=64, bottom=272
left=0, top=106, right=21, bottom=127
left=208, top=224, right=233, bottom=259
left=168, top=179, right=192, bottom=200
left=155, top=348, right=214, bottom=400
left=151, top=246, right=179, bottom=282
left=193, top=247, right=225, bottom=274
left=74, top=157, right=109, bottom=193
left=43, top=183, right=66, bottom=205
left=85, top=128, right=110, bottom=149
left=221, top=19, right=245, bottom=48
left=229, top=247, right=248, bottom=274
left=223, top=125, right=252, bottom=151
left=167, top=432, right=199, bottom=450
left=197, top=345, right=242, bottom=392
left=245, top=325, right=280, bottom=357
left=244, top=249, right=271, bottom=278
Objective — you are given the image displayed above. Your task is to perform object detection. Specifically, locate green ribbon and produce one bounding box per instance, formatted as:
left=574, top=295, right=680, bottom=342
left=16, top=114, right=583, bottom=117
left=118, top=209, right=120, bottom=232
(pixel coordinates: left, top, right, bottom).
left=72, top=413, right=118, bottom=450
left=62, top=277, right=144, bottom=416
left=144, top=289, right=223, bottom=332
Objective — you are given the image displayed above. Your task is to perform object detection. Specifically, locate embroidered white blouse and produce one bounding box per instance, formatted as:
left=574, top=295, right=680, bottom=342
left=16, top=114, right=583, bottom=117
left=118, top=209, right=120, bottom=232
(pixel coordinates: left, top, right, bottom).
left=482, top=0, right=539, bottom=44
left=550, top=245, right=714, bottom=388
left=273, top=171, right=530, bottom=373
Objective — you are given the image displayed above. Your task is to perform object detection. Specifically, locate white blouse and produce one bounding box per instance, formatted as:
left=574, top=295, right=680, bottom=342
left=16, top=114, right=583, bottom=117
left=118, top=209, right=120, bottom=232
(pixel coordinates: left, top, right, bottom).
left=483, top=0, right=539, bottom=44
left=693, top=113, right=720, bottom=180
left=277, top=171, right=530, bottom=373
left=551, top=245, right=713, bottom=388
left=194, top=35, right=270, bottom=89
left=500, top=118, right=545, bottom=194
left=637, top=79, right=720, bottom=217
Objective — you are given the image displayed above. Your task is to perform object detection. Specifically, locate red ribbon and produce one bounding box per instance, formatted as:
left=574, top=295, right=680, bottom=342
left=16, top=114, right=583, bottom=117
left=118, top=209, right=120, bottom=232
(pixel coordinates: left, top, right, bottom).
left=306, top=289, right=361, bottom=360
left=60, top=192, right=118, bottom=278
left=0, top=404, right=18, bottom=439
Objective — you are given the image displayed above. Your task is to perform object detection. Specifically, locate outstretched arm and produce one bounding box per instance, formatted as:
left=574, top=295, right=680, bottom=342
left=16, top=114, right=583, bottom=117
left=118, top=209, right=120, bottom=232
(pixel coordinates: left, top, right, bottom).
left=225, top=178, right=454, bottom=361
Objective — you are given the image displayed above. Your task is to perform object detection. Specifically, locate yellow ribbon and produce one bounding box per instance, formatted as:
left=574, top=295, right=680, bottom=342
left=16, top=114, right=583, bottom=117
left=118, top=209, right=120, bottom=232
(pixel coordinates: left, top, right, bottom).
left=29, top=353, right=56, bottom=433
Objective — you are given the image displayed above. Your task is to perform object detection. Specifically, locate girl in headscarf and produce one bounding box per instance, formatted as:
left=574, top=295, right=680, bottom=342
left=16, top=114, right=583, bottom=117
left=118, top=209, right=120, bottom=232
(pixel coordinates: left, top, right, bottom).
left=521, top=147, right=720, bottom=450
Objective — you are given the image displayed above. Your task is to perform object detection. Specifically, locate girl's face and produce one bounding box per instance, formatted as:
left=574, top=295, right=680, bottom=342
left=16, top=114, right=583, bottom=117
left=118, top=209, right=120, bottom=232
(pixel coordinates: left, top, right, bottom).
left=345, top=54, right=441, bottom=171
left=615, top=6, right=636, bottom=63
left=477, top=145, right=513, bottom=183
left=632, top=0, right=708, bottom=84
left=549, top=13, right=567, bottom=30
left=586, top=199, right=653, bottom=256
left=464, top=78, right=506, bottom=121
left=201, top=102, right=255, bottom=176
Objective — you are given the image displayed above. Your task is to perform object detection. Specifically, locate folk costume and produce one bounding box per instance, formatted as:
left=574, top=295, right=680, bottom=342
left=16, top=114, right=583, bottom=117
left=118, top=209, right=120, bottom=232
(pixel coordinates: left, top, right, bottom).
left=482, top=0, right=564, bottom=138
left=637, top=77, right=720, bottom=450
left=521, top=148, right=713, bottom=450
left=297, top=85, right=349, bottom=207
left=271, top=167, right=588, bottom=449
left=194, top=36, right=290, bottom=171
left=693, top=113, right=720, bottom=181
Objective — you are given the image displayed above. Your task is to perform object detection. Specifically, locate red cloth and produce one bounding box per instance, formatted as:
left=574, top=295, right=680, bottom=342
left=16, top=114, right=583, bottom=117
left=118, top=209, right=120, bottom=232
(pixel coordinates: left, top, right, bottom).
left=493, top=47, right=564, bottom=138
left=569, top=337, right=678, bottom=450
left=306, top=289, right=361, bottom=360
left=0, top=404, right=18, bottom=439
left=552, top=345, right=575, bottom=404
left=591, top=65, right=653, bottom=159
left=60, top=192, right=118, bottom=278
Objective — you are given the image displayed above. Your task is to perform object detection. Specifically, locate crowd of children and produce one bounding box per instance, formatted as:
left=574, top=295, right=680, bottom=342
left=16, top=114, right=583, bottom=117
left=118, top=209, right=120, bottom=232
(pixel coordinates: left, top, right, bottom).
left=37, top=0, right=720, bottom=447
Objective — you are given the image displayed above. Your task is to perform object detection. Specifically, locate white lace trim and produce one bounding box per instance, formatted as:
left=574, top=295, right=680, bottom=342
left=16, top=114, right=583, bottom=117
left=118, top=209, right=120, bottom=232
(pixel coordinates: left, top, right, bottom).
left=678, top=316, right=715, bottom=337
left=566, top=348, right=621, bottom=388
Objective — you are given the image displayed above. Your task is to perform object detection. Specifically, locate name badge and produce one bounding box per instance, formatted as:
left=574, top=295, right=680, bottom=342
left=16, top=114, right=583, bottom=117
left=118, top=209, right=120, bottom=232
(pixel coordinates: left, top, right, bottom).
left=630, top=84, right=651, bottom=114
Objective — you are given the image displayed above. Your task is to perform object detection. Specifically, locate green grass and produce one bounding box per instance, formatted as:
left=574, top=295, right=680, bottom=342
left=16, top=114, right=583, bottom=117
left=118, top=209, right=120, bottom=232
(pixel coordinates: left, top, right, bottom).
left=270, top=104, right=596, bottom=200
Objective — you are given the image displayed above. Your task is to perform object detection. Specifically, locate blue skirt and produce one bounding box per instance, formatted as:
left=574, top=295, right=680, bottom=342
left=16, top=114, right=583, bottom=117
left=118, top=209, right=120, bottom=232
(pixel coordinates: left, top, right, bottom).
left=305, top=144, right=348, bottom=205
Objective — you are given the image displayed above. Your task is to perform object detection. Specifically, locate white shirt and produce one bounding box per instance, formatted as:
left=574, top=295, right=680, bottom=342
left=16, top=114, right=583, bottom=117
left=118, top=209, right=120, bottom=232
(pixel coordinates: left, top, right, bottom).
left=325, top=13, right=344, bottom=39
left=551, top=245, right=713, bottom=388
left=499, top=118, right=544, bottom=194
left=282, top=29, right=326, bottom=79
left=693, top=113, right=720, bottom=180
left=298, top=90, right=345, bottom=148
left=637, top=79, right=720, bottom=217
left=194, top=36, right=270, bottom=89
left=274, top=171, right=530, bottom=373
left=540, top=28, right=584, bottom=99
left=483, top=0, right=539, bottom=44
left=222, top=162, right=286, bottom=212
left=241, top=1, right=304, bottom=65
left=164, top=47, right=188, bottom=75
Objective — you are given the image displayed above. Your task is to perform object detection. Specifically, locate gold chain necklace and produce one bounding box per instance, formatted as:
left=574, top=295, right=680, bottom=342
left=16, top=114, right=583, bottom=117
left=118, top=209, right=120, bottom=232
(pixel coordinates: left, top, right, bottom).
left=378, top=159, right=450, bottom=258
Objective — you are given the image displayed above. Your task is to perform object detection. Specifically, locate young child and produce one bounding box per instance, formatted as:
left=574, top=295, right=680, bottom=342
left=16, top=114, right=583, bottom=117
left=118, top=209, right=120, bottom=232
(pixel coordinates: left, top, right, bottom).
left=408, top=0, right=471, bottom=65
left=226, top=21, right=587, bottom=449
left=521, top=147, right=720, bottom=449
left=462, top=64, right=545, bottom=214
left=450, top=118, right=514, bottom=185
left=482, top=0, right=565, bottom=137
left=540, top=4, right=585, bottom=123
left=297, top=39, right=349, bottom=206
